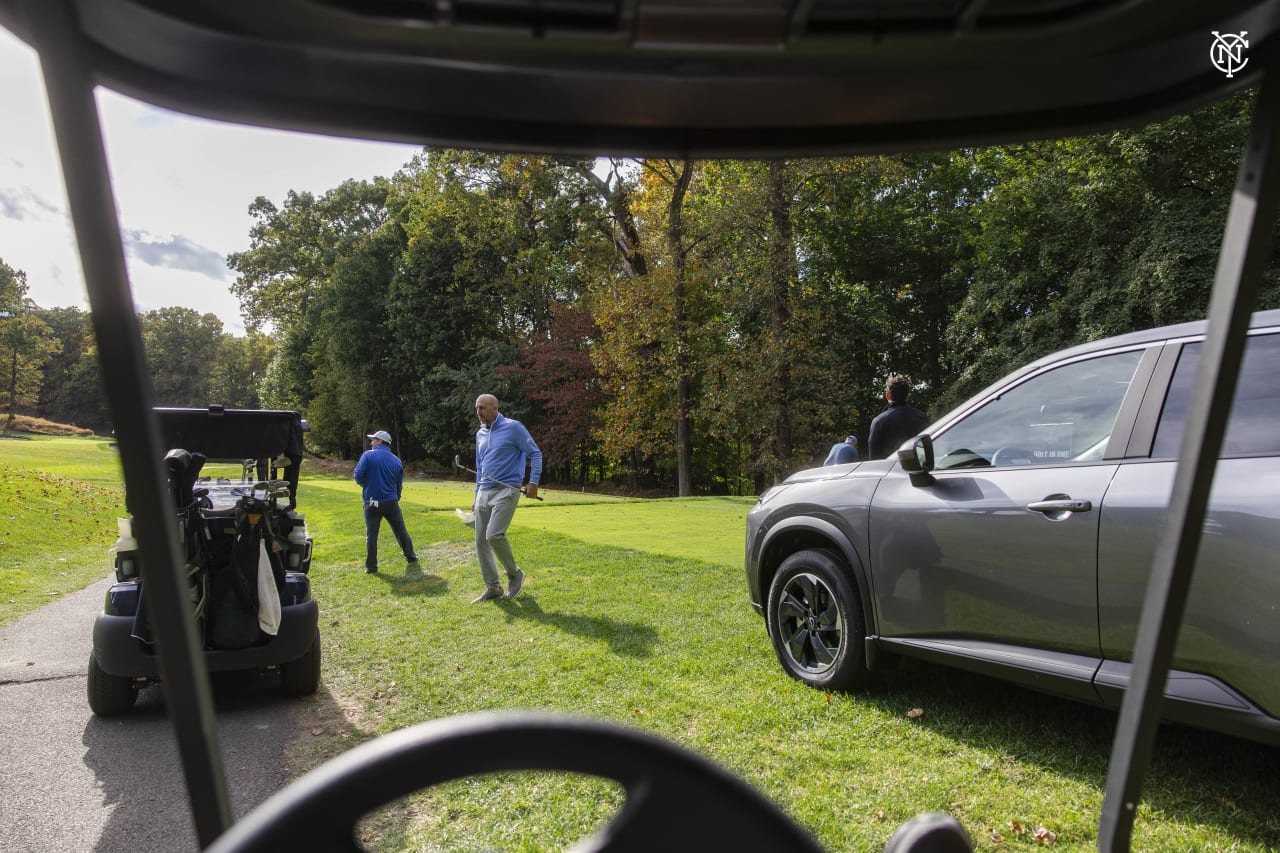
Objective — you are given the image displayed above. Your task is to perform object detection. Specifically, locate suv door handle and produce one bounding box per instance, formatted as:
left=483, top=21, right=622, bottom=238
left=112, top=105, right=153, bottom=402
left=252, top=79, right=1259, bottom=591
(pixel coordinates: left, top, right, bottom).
left=1027, top=499, right=1093, bottom=513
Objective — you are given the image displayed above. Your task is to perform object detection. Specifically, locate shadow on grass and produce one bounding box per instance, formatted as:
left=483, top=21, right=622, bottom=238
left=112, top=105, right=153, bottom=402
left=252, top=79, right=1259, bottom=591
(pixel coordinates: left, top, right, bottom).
left=850, top=659, right=1280, bottom=848
left=499, top=596, right=659, bottom=658
left=379, top=564, right=449, bottom=597
left=376, top=540, right=472, bottom=598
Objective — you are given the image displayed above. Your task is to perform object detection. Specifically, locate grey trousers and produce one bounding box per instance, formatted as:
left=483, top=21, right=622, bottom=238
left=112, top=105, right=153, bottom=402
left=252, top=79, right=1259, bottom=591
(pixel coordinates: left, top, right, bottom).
left=475, top=486, right=521, bottom=589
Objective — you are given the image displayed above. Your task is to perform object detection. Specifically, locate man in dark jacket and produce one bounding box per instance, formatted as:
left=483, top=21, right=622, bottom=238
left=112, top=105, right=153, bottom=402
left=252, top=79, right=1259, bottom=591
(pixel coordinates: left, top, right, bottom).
left=353, top=430, right=417, bottom=574
left=868, top=375, right=930, bottom=459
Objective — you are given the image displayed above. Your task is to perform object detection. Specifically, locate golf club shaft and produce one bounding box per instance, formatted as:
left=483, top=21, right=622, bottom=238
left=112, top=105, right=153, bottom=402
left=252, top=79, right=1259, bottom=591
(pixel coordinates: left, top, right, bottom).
left=454, top=456, right=544, bottom=500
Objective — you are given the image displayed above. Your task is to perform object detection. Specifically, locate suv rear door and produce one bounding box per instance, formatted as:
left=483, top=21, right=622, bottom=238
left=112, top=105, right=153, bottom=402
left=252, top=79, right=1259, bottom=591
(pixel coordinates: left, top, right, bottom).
left=1097, top=328, right=1280, bottom=719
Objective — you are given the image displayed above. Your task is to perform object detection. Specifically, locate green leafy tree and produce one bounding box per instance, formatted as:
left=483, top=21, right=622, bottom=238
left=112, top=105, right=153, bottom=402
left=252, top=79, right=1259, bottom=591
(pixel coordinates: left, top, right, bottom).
left=229, top=180, right=396, bottom=331
left=36, top=306, right=99, bottom=426
left=385, top=151, right=602, bottom=464
left=944, top=92, right=1279, bottom=410
left=209, top=331, right=274, bottom=408
left=0, top=259, right=58, bottom=430
left=58, top=348, right=111, bottom=432
left=140, top=307, right=225, bottom=406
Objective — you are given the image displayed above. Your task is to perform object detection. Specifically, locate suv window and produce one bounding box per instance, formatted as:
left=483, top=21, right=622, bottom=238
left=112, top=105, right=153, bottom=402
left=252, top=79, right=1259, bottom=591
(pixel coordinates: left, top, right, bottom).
left=1151, top=332, right=1280, bottom=458
left=932, top=349, right=1145, bottom=469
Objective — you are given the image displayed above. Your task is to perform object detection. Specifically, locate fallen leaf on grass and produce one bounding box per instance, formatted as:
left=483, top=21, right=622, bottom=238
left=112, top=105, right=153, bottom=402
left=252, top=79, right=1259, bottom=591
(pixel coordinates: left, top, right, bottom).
left=1032, top=826, right=1057, bottom=844
left=1214, top=795, right=1237, bottom=810
left=907, top=708, right=924, bottom=719
left=311, top=728, right=325, bottom=736
left=875, top=810, right=886, bottom=823
left=989, top=829, right=1006, bottom=844
left=1010, top=821, right=1027, bottom=834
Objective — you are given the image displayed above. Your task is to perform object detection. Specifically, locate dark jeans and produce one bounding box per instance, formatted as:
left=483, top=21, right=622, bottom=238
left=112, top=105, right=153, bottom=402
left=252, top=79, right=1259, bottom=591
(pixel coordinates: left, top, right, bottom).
left=364, top=499, right=416, bottom=570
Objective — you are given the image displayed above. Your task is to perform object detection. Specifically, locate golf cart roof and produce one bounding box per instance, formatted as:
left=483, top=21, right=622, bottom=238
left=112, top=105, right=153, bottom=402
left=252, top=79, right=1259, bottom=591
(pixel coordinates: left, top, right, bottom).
left=3, top=1, right=1277, bottom=850
left=0, top=0, right=1276, bottom=157
left=154, top=406, right=306, bottom=466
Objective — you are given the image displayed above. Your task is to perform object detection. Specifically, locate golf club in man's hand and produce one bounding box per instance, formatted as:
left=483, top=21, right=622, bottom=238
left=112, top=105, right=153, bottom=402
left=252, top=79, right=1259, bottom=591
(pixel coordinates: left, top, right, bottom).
left=454, top=454, right=544, bottom=500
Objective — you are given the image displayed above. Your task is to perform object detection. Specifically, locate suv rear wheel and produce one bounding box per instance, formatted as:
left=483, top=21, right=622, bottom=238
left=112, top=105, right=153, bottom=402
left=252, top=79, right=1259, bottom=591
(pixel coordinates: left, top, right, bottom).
left=766, top=549, right=868, bottom=691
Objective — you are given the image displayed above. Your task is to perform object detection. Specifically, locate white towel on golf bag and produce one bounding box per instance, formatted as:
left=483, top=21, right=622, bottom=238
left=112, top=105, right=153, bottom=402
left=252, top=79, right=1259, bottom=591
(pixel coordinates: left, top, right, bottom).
left=257, top=539, right=281, bottom=635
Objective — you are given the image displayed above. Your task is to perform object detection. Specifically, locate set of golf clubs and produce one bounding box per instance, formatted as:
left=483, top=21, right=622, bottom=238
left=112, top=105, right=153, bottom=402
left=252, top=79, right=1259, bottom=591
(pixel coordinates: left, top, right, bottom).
left=453, top=454, right=544, bottom=500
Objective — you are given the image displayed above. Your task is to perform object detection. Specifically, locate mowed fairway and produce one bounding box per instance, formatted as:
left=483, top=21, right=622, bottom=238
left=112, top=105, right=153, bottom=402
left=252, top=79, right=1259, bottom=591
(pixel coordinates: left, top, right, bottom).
left=4, top=436, right=1280, bottom=851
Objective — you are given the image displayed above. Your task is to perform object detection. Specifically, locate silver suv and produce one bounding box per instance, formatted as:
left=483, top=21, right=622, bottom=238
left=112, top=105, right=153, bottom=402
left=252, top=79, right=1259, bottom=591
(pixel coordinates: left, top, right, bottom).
left=746, top=309, right=1280, bottom=745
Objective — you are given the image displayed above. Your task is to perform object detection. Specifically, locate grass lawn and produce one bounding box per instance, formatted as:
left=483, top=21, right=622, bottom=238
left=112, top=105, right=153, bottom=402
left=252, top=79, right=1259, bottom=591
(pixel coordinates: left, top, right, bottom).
left=4, top=436, right=1279, bottom=851
left=0, top=435, right=125, bottom=621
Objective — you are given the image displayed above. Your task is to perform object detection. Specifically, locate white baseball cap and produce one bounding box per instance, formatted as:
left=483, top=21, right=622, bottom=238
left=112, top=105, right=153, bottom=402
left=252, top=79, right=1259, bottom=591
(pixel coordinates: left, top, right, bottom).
left=367, top=430, right=393, bottom=443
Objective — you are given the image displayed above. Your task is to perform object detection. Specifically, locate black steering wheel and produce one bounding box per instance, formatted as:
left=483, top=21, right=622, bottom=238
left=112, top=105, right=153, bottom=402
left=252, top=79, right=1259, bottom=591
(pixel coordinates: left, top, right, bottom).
left=206, top=712, right=971, bottom=852
left=990, top=446, right=1035, bottom=467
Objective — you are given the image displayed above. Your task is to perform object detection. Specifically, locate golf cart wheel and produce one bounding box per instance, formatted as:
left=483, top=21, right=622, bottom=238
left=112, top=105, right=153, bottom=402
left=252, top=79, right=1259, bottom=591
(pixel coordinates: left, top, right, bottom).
left=280, top=630, right=321, bottom=697
left=87, top=651, right=138, bottom=716
left=766, top=548, right=869, bottom=691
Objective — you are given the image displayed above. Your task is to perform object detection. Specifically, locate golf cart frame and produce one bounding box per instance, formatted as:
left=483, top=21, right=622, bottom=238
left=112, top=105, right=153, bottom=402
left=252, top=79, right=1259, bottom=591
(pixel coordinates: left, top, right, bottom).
left=1, top=1, right=1278, bottom=850
left=88, top=406, right=319, bottom=715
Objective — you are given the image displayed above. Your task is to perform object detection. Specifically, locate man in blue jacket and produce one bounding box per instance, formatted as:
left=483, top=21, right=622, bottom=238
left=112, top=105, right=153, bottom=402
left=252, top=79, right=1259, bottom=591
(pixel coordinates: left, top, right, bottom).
left=353, top=430, right=417, bottom=574
left=471, top=394, right=541, bottom=602
left=823, top=434, right=859, bottom=465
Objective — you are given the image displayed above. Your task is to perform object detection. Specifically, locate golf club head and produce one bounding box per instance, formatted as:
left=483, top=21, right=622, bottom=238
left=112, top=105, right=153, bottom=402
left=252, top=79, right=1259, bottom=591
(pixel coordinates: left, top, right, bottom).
left=453, top=454, right=463, bottom=469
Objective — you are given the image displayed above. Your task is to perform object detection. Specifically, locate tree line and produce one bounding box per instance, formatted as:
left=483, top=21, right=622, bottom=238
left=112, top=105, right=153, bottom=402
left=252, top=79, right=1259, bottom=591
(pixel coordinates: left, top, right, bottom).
left=8, top=92, right=1280, bottom=494
left=0, top=261, right=270, bottom=434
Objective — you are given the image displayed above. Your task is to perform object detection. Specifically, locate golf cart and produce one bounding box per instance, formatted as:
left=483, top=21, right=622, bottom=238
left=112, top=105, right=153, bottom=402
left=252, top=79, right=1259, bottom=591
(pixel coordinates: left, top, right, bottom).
left=1, top=0, right=1277, bottom=850
left=88, top=406, right=319, bottom=716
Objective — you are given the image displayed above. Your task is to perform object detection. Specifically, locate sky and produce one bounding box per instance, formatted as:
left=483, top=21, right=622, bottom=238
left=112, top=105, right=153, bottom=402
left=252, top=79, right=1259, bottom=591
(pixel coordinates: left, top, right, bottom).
left=0, top=27, right=421, bottom=335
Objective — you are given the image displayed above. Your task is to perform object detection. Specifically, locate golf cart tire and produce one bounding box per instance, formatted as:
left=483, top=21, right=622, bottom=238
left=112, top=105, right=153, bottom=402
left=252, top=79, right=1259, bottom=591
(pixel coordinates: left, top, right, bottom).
left=87, top=651, right=138, bottom=716
left=280, top=630, right=321, bottom=697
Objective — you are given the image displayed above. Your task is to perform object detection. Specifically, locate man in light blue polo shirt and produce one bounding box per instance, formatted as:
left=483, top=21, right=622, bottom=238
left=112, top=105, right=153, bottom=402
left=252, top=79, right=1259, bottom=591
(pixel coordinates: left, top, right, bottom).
left=470, top=393, right=541, bottom=602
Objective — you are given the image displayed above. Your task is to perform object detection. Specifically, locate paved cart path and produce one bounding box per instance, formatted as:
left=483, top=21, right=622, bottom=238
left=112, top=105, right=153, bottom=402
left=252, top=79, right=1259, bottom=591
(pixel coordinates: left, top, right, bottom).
left=0, top=575, right=303, bottom=853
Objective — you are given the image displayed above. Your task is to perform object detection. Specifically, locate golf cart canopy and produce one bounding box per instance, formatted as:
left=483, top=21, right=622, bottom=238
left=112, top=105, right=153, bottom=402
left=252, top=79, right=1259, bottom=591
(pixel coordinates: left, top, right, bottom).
left=2, top=0, right=1278, bottom=850
left=0, top=0, right=1276, bottom=157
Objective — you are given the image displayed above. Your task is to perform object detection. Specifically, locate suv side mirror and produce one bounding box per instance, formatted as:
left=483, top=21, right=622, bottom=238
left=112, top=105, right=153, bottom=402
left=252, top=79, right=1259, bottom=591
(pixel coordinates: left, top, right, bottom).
left=897, top=435, right=936, bottom=487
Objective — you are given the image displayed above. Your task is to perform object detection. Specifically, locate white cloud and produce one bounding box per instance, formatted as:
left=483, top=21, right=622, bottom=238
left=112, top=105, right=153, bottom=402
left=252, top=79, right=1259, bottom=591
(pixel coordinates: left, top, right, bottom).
left=0, top=185, right=61, bottom=221
left=0, top=26, right=420, bottom=335
left=122, top=230, right=232, bottom=281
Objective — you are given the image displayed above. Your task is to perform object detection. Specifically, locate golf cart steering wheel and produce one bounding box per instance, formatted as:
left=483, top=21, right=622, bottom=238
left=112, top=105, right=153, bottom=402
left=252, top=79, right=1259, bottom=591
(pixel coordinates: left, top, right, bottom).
left=207, top=713, right=970, bottom=852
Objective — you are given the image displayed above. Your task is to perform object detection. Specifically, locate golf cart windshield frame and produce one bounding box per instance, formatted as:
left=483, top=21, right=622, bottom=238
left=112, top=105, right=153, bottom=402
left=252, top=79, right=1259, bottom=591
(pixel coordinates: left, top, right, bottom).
left=3, top=1, right=1279, bottom=850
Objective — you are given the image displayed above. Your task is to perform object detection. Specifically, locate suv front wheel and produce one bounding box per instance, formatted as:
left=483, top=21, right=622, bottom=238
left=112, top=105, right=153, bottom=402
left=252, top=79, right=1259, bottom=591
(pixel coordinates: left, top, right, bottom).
left=766, top=549, right=868, bottom=691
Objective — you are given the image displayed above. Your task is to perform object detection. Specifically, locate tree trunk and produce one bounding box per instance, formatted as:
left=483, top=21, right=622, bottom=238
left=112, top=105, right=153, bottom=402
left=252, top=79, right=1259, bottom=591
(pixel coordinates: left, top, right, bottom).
left=667, top=159, right=695, bottom=497
left=767, top=161, right=796, bottom=483
left=5, top=348, right=18, bottom=431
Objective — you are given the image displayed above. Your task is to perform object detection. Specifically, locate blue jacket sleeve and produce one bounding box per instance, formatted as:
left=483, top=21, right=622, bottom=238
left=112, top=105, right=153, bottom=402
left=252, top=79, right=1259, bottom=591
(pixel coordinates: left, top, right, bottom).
left=523, top=426, right=542, bottom=485
left=354, top=452, right=368, bottom=485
